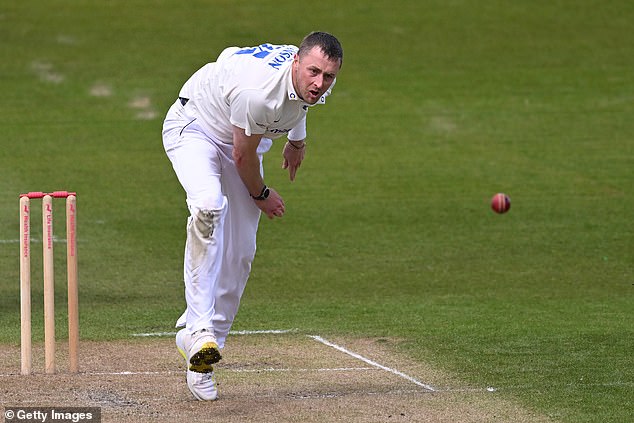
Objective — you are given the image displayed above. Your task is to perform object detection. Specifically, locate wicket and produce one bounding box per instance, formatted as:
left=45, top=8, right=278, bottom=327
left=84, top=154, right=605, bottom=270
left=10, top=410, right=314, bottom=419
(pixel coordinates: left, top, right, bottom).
left=20, top=191, right=79, bottom=375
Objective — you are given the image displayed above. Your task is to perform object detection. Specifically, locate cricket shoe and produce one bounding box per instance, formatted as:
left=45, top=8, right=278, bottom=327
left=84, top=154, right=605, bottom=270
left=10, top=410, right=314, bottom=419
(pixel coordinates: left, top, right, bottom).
left=176, top=328, right=222, bottom=401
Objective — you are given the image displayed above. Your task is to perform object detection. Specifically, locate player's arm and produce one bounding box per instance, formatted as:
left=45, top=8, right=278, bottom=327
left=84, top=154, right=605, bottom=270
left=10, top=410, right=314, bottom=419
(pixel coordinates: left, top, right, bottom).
left=232, top=125, right=285, bottom=218
left=231, top=126, right=265, bottom=197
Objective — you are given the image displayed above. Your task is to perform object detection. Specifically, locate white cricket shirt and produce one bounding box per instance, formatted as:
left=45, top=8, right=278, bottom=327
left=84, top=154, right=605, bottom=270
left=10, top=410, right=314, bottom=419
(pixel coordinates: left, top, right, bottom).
left=178, top=43, right=333, bottom=145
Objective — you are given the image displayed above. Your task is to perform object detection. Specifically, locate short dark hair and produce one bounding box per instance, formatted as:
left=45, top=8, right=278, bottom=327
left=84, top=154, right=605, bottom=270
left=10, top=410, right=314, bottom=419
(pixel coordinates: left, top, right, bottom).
left=298, top=31, right=343, bottom=67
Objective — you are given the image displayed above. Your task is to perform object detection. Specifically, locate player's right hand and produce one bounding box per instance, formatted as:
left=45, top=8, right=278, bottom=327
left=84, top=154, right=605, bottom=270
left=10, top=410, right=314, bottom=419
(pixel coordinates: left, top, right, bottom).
left=254, top=188, right=285, bottom=219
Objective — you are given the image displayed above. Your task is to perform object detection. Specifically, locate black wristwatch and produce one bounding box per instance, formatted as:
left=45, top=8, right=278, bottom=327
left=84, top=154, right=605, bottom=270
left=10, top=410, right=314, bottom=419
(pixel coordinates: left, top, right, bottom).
left=251, top=185, right=270, bottom=201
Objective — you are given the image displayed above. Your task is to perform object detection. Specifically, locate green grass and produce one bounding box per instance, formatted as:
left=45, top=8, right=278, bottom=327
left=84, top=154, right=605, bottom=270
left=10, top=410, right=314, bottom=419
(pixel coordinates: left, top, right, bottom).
left=1, top=1, right=632, bottom=422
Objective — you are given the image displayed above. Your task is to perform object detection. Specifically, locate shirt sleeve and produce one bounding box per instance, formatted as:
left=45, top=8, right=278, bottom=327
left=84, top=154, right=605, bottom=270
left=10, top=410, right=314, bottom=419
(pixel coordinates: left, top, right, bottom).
left=229, top=89, right=271, bottom=136
left=216, top=46, right=239, bottom=62
left=287, top=114, right=306, bottom=141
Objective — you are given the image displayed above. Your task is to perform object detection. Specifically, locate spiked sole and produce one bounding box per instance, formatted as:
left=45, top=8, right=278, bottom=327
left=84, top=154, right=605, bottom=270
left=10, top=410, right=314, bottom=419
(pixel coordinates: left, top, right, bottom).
left=189, top=342, right=222, bottom=373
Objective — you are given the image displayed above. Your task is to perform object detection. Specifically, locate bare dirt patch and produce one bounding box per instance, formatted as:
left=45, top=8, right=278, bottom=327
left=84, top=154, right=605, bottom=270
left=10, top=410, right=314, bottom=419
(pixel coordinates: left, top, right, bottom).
left=1, top=334, right=553, bottom=422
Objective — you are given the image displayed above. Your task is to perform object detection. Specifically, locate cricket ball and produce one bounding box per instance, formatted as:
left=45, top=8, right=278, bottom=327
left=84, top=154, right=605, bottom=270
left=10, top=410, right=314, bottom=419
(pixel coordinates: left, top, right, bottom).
left=491, top=193, right=511, bottom=214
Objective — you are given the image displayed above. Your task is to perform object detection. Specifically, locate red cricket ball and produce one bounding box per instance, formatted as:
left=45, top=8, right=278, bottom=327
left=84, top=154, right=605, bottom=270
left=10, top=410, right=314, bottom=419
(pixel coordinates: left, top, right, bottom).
left=491, top=193, right=511, bottom=214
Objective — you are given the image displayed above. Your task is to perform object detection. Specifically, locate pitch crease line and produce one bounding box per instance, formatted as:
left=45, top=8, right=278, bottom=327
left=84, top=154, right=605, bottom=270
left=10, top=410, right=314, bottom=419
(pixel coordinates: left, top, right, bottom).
left=131, top=329, right=295, bottom=337
left=309, top=335, right=437, bottom=392
left=85, top=367, right=377, bottom=376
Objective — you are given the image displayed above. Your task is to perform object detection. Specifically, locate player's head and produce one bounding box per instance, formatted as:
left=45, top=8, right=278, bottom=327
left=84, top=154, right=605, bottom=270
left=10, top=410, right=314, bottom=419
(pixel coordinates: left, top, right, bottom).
left=293, top=32, right=343, bottom=104
left=298, top=31, right=343, bottom=68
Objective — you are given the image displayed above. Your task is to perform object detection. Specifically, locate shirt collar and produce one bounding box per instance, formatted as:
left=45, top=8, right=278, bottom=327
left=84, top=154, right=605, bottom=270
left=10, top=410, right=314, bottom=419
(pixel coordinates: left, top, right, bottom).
left=285, top=68, right=304, bottom=103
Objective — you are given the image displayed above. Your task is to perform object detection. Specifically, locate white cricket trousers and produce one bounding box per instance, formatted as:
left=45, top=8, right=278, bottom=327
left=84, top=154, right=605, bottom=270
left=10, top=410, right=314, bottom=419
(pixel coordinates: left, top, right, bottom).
left=162, top=99, right=269, bottom=348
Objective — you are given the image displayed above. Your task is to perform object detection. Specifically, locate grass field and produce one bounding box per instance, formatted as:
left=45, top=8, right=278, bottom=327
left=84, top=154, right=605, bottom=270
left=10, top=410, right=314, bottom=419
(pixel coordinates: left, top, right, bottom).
left=1, top=1, right=632, bottom=422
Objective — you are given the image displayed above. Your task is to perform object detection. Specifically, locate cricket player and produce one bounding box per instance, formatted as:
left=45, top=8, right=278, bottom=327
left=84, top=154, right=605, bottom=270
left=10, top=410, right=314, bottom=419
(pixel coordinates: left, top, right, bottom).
left=162, top=31, right=343, bottom=400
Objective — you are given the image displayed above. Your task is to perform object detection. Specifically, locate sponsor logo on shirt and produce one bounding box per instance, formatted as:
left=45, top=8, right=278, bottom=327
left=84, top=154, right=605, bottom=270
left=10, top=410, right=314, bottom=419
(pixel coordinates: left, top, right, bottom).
left=269, top=128, right=291, bottom=134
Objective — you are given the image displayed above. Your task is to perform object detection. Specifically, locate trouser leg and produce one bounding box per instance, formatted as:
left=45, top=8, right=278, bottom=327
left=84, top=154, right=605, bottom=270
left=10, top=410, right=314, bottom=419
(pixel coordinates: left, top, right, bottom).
left=211, top=145, right=262, bottom=347
left=163, top=114, right=227, bottom=334
left=184, top=200, right=227, bottom=333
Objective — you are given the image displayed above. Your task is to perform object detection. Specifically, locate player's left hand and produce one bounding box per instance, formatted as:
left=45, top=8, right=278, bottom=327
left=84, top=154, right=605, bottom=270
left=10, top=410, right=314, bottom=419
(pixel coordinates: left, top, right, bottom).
left=282, top=140, right=305, bottom=181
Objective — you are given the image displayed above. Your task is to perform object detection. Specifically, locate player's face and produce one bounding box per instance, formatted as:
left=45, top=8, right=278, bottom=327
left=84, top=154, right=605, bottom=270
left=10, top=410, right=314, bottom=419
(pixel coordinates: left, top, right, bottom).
left=292, top=47, right=341, bottom=104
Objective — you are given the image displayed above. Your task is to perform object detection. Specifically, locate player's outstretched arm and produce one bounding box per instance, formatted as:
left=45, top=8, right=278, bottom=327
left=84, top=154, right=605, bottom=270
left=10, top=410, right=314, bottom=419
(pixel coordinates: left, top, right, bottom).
left=232, top=125, right=285, bottom=219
